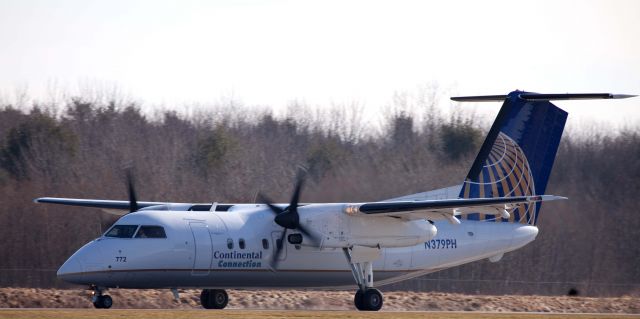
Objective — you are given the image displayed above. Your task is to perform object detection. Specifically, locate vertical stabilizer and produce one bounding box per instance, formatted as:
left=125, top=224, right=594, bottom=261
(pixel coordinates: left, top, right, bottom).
left=457, top=91, right=568, bottom=225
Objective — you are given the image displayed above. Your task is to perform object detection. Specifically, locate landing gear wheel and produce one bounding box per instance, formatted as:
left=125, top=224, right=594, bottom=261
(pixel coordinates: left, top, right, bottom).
left=353, top=288, right=383, bottom=311
left=93, top=295, right=113, bottom=309
left=363, top=288, right=383, bottom=311
left=200, top=289, right=228, bottom=309
left=354, top=290, right=365, bottom=311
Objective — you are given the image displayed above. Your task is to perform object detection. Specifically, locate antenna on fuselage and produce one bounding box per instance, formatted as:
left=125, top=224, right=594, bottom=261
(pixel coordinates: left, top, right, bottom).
left=252, top=190, right=260, bottom=203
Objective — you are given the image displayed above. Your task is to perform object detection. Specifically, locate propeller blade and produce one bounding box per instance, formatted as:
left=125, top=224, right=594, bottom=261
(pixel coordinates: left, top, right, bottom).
left=126, top=170, right=138, bottom=213
left=289, top=171, right=306, bottom=212
left=266, top=167, right=316, bottom=271
left=296, top=223, right=320, bottom=247
left=270, top=228, right=288, bottom=270
left=258, top=193, right=284, bottom=215
left=274, top=210, right=299, bottom=229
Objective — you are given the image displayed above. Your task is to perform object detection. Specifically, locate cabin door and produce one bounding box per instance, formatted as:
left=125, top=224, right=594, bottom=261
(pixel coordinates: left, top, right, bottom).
left=190, top=222, right=213, bottom=275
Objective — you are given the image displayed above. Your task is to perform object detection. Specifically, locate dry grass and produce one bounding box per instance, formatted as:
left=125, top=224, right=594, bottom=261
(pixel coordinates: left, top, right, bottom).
left=0, top=309, right=638, bottom=319
left=0, top=288, right=639, bottom=314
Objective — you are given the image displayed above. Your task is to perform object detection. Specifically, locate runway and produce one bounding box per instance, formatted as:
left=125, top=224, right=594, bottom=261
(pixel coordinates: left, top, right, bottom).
left=0, top=309, right=638, bottom=319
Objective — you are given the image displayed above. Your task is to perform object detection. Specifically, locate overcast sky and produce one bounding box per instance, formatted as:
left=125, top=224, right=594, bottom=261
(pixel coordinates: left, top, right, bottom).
left=0, top=0, right=638, bottom=126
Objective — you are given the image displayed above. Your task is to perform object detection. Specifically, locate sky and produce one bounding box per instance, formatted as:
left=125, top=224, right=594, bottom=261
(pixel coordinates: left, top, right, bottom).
left=0, top=0, right=639, bottom=127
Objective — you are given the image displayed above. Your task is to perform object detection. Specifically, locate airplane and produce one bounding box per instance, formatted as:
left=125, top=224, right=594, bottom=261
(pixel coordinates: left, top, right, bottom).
left=35, top=90, right=636, bottom=311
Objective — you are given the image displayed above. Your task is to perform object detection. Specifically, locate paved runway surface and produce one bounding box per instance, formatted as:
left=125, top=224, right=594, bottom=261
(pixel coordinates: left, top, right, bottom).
left=0, top=309, right=638, bottom=319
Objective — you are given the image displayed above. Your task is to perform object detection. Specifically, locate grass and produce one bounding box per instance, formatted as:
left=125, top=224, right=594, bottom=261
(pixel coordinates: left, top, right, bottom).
left=0, top=310, right=637, bottom=319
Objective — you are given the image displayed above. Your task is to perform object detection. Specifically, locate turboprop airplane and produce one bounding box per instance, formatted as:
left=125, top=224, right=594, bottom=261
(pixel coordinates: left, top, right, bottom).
left=35, top=90, right=635, bottom=311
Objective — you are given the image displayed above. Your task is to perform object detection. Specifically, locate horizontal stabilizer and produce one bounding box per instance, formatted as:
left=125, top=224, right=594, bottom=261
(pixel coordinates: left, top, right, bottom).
left=451, top=92, right=637, bottom=102
left=451, top=95, right=508, bottom=102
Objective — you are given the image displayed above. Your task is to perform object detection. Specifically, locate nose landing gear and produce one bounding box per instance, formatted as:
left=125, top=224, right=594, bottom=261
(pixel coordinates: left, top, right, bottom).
left=200, top=289, right=229, bottom=309
left=91, top=286, right=113, bottom=309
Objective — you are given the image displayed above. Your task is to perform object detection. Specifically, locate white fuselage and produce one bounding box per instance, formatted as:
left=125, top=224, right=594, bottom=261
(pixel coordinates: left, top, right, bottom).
left=57, top=204, right=538, bottom=289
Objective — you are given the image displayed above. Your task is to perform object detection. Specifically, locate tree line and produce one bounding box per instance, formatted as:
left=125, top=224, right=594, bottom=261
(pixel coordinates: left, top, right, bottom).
left=0, top=93, right=638, bottom=296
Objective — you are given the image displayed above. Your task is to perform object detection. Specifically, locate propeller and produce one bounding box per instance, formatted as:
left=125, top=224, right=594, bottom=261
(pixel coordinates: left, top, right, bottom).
left=126, top=169, right=139, bottom=213
left=260, top=171, right=319, bottom=270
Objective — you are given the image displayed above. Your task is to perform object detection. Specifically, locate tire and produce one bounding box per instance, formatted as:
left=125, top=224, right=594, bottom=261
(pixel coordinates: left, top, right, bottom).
left=93, top=295, right=113, bottom=309
left=362, top=289, right=383, bottom=311
left=101, top=295, right=113, bottom=309
left=211, top=289, right=229, bottom=309
left=353, top=290, right=365, bottom=311
left=201, top=289, right=228, bottom=309
left=200, top=289, right=212, bottom=309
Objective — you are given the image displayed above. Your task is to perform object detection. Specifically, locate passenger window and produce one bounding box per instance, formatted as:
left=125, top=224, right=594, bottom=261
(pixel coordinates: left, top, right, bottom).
left=105, top=225, right=138, bottom=238
left=227, top=238, right=234, bottom=249
left=239, top=238, right=245, bottom=249
left=135, top=226, right=167, bottom=238
left=262, top=238, right=269, bottom=250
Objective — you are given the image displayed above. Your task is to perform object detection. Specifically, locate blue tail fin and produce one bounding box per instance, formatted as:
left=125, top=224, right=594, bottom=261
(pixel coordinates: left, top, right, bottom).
left=458, top=90, right=568, bottom=225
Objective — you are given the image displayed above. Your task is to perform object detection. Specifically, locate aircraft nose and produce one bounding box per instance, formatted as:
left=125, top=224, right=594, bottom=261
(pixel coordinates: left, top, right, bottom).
left=57, top=256, right=84, bottom=283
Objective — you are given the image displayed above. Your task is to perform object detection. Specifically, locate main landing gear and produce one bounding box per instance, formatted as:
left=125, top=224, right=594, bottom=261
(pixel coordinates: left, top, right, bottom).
left=354, top=288, right=383, bottom=311
left=200, top=289, right=229, bottom=309
left=91, top=286, right=113, bottom=309
left=343, top=247, right=384, bottom=311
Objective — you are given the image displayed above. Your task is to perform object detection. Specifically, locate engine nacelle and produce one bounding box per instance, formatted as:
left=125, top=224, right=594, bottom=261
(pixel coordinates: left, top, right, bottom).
left=299, top=204, right=437, bottom=249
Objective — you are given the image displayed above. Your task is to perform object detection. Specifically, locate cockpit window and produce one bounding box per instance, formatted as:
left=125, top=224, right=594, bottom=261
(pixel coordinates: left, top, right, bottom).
left=135, top=226, right=167, bottom=238
left=105, top=225, right=138, bottom=238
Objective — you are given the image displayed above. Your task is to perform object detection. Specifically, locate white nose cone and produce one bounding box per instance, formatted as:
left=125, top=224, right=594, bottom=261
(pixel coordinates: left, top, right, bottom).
left=57, top=256, right=82, bottom=279
left=511, top=225, right=539, bottom=249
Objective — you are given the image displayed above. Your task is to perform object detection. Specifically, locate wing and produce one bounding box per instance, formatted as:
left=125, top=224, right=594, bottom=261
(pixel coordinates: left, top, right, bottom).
left=34, top=197, right=171, bottom=211
left=34, top=197, right=227, bottom=215
left=353, top=195, right=567, bottom=224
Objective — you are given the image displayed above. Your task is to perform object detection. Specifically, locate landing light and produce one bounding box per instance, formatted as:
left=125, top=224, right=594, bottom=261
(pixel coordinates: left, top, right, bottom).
left=344, top=205, right=359, bottom=215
